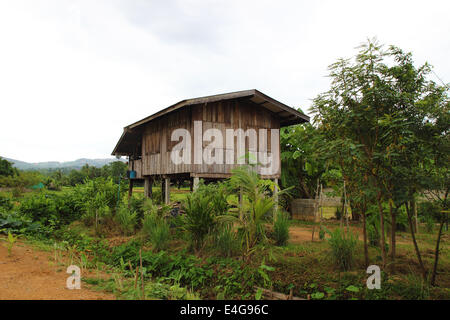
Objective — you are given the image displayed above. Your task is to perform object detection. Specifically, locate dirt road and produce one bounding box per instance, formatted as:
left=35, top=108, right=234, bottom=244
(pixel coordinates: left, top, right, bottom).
left=0, top=239, right=115, bottom=300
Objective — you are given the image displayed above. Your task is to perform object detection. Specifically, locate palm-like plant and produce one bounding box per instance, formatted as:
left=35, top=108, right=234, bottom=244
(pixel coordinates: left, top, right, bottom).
left=223, top=165, right=291, bottom=256
left=183, top=194, right=216, bottom=251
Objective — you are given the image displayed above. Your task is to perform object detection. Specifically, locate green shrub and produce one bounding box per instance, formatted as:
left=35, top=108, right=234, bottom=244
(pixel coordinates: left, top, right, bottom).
left=125, top=195, right=147, bottom=225
left=183, top=193, right=216, bottom=250
left=19, top=193, right=58, bottom=225
left=19, top=191, right=83, bottom=228
left=335, top=207, right=343, bottom=220
left=367, top=210, right=389, bottom=253
left=226, top=166, right=281, bottom=254
left=395, top=208, right=409, bottom=232
left=82, top=205, right=111, bottom=228
left=115, top=205, right=137, bottom=236
left=423, top=215, right=434, bottom=233
left=151, top=187, right=163, bottom=205
left=104, top=240, right=270, bottom=299
left=0, top=194, right=13, bottom=211
left=11, top=187, right=24, bottom=199
left=390, top=273, right=430, bottom=300
left=120, top=281, right=199, bottom=300
left=0, top=210, right=48, bottom=237
left=418, top=201, right=441, bottom=222
left=213, top=224, right=240, bottom=257
left=273, top=210, right=290, bottom=246
left=142, top=214, right=170, bottom=251
left=52, top=192, right=83, bottom=225
left=319, top=226, right=326, bottom=240
left=72, top=177, right=124, bottom=212
left=326, top=227, right=357, bottom=271
left=367, top=224, right=379, bottom=247
left=195, top=181, right=229, bottom=216
left=0, top=171, right=41, bottom=188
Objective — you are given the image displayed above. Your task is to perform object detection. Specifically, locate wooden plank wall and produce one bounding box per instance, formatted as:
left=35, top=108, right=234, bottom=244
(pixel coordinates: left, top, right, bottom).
left=139, top=99, right=281, bottom=177
left=128, top=159, right=143, bottom=178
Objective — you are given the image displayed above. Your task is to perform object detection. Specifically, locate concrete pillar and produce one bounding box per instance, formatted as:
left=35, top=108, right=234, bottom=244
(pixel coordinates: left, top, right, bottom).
left=164, top=178, right=170, bottom=204
left=193, top=177, right=200, bottom=192
left=144, top=177, right=152, bottom=199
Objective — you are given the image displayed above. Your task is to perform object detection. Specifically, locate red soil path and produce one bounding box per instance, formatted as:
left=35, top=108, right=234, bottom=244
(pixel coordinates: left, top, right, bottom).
left=0, top=239, right=115, bottom=300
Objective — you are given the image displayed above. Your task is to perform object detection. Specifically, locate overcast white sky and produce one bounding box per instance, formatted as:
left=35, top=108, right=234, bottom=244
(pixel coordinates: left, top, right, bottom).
left=0, top=0, right=449, bottom=162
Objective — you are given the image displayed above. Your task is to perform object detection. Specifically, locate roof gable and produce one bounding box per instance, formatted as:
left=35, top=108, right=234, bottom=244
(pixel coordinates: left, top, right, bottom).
left=112, top=89, right=309, bottom=155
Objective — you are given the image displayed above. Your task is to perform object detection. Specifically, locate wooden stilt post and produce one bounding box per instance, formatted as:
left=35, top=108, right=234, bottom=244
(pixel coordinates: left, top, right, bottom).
left=193, top=177, right=200, bottom=192
left=128, top=179, right=134, bottom=199
left=164, top=177, right=170, bottom=204
left=273, top=178, right=279, bottom=211
left=144, top=177, right=152, bottom=199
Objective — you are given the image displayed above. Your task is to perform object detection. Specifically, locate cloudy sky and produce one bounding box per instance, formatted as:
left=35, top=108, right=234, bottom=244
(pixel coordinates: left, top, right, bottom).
left=0, top=0, right=449, bottom=162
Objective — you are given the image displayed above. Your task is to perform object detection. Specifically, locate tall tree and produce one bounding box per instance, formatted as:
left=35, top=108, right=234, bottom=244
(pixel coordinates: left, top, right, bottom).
left=0, top=157, right=15, bottom=177
left=280, top=122, right=326, bottom=199
left=311, top=39, right=449, bottom=272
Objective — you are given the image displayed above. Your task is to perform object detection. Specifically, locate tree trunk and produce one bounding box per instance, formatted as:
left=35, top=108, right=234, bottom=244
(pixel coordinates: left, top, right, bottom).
left=376, top=192, right=387, bottom=267
left=389, top=201, right=396, bottom=265
left=361, top=202, right=369, bottom=268
left=406, top=200, right=427, bottom=280
left=350, top=201, right=360, bottom=221
left=340, top=193, right=345, bottom=228
left=300, top=176, right=311, bottom=199
left=414, top=201, right=419, bottom=233
left=431, top=212, right=447, bottom=286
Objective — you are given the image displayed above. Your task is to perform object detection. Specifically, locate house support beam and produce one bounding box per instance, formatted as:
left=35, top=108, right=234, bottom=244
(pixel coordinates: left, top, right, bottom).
left=273, top=178, right=279, bottom=211
left=128, top=179, right=134, bottom=199
left=193, top=177, right=200, bottom=192
left=144, top=177, right=152, bottom=199
left=164, top=177, right=170, bottom=204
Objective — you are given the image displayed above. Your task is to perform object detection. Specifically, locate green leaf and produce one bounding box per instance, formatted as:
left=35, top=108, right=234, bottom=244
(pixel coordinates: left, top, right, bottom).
left=255, top=288, right=263, bottom=300
left=324, top=286, right=336, bottom=294
left=311, top=292, right=324, bottom=299
left=345, top=285, right=360, bottom=293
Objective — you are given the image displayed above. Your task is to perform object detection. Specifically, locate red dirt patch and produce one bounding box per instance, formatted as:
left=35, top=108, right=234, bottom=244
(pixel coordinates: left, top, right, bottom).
left=289, top=223, right=368, bottom=243
left=0, top=239, right=115, bottom=300
left=289, top=226, right=315, bottom=243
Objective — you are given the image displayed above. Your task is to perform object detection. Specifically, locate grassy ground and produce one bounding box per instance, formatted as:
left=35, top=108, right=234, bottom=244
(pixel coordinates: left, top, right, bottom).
left=3, top=217, right=447, bottom=300
left=131, top=186, right=191, bottom=203
left=1, top=188, right=448, bottom=300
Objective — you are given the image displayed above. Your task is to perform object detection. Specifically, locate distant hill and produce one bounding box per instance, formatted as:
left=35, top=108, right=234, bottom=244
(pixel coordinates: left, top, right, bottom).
left=2, top=157, right=126, bottom=170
